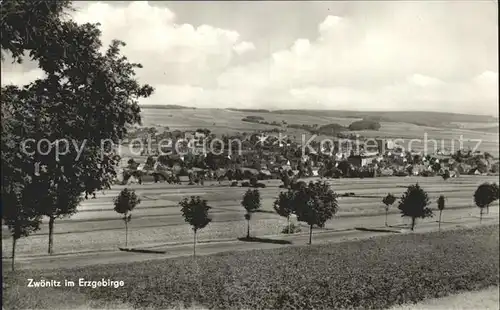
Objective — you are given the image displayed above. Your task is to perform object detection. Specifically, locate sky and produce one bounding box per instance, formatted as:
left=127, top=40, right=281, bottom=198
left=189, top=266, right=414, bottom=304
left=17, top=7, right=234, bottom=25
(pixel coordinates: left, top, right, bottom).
left=1, top=1, right=498, bottom=115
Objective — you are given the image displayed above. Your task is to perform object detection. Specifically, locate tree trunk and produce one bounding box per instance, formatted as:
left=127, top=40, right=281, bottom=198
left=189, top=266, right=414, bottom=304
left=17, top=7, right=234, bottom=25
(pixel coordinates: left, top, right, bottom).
left=480, top=208, right=483, bottom=224
left=411, top=217, right=416, bottom=231
left=193, top=229, right=197, bottom=257
left=246, top=218, right=250, bottom=239
left=12, top=236, right=17, bottom=271
left=486, top=205, right=489, bottom=214
left=48, top=216, right=55, bottom=255
left=125, top=217, right=129, bottom=248
left=287, top=215, right=291, bottom=233
left=309, top=225, right=313, bottom=244
left=439, top=210, right=442, bottom=231
left=385, top=209, right=388, bottom=227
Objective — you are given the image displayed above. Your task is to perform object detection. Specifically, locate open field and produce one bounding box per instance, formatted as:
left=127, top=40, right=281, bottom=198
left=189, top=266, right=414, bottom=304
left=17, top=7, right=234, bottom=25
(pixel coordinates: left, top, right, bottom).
left=139, top=107, right=499, bottom=155
left=268, top=109, right=498, bottom=125
left=3, top=225, right=498, bottom=310
left=140, top=107, right=360, bottom=130
left=2, top=175, right=498, bottom=258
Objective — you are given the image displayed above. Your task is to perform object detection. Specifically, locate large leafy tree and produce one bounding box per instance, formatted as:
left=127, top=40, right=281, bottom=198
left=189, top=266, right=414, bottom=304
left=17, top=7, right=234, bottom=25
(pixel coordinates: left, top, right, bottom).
left=241, top=189, right=261, bottom=238
left=1, top=182, right=41, bottom=271
left=1, top=0, right=72, bottom=64
left=1, top=0, right=73, bottom=266
left=295, top=181, right=339, bottom=244
left=179, top=196, right=212, bottom=256
left=1, top=93, right=43, bottom=270
left=1, top=0, right=153, bottom=254
left=398, top=183, right=433, bottom=231
left=114, top=188, right=141, bottom=248
left=474, top=183, right=499, bottom=223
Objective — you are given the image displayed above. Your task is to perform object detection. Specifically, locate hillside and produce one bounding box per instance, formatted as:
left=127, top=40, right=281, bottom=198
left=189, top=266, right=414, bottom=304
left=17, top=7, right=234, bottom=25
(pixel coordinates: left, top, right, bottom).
left=140, top=106, right=497, bottom=127
left=140, top=104, right=196, bottom=110
left=138, top=107, right=499, bottom=155
left=270, top=110, right=498, bottom=128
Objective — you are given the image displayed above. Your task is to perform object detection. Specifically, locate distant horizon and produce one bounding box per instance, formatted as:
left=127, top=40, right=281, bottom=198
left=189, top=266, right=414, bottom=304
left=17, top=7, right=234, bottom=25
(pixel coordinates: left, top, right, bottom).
left=138, top=104, right=499, bottom=119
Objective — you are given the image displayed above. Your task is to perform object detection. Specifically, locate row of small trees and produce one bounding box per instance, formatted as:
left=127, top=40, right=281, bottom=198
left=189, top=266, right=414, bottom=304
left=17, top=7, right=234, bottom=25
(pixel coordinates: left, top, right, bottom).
left=112, top=181, right=338, bottom=257
left=113, top=181, right=499, bottom=258
left=113, top=190, right=212, bottom=257
left=382, top=191, right=446, bottom=230
left=189, top=181, right=340, bottom=247
left=7, top=179, right=498, bottom=270
left=381, top=182, right=499, bottom=230
left=274, top=182, right=338, bottom=244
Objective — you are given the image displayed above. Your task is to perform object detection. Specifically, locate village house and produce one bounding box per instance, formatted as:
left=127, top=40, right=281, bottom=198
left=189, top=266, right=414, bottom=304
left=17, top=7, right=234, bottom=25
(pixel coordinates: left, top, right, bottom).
left=347, top=154, right=379, bottom=167
left=411, top=164, right=427, bottom=175
left=375, top=139, right=385, bottom=153
left=385, top=140, right=396, bottom=150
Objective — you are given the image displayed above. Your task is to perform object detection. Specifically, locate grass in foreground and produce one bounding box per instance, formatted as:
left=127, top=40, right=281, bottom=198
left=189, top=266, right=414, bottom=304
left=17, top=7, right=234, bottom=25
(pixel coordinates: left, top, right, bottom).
left=3, top=225, right=499, bottom=310
left=388, top=286, right=499, bottom=310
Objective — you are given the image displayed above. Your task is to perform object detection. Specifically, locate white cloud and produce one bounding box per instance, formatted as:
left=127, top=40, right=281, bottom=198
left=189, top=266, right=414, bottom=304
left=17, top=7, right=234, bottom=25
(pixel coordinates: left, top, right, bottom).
left=473, top=71, right=498, bottom=85
left=70, top=1, right=253, bottom=87
left=318, top=15, right=343, bottom=35
left=1, top=2, right=497, bottom=115
left=1, top=68, right=45, bottom=86
left=214, top=10, right=498, bottom=114
left=407, top=74, right=445, bottom=87
left=233, top=41, right=256, bottom=55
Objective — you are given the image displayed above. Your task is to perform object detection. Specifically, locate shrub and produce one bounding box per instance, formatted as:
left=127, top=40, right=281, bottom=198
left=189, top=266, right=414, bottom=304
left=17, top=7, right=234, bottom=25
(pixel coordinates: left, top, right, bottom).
left=230, top=181, right=238, bottom=187
left=281, top=173, right=291, bottom=188
left=281, top=223, right=302, bottom=234
left=274, top=190, right=296, bottom=233
left=420, top=170, right=435, bottom=177
left=241, top=115, right=265, bottom=123
left=290, top=180, right=307, bottom=190
left=317, top=123, right=346, bottom=135
left=348, top=119, right=381, bottom=131
left=245, top=115, right=265, bottom=121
